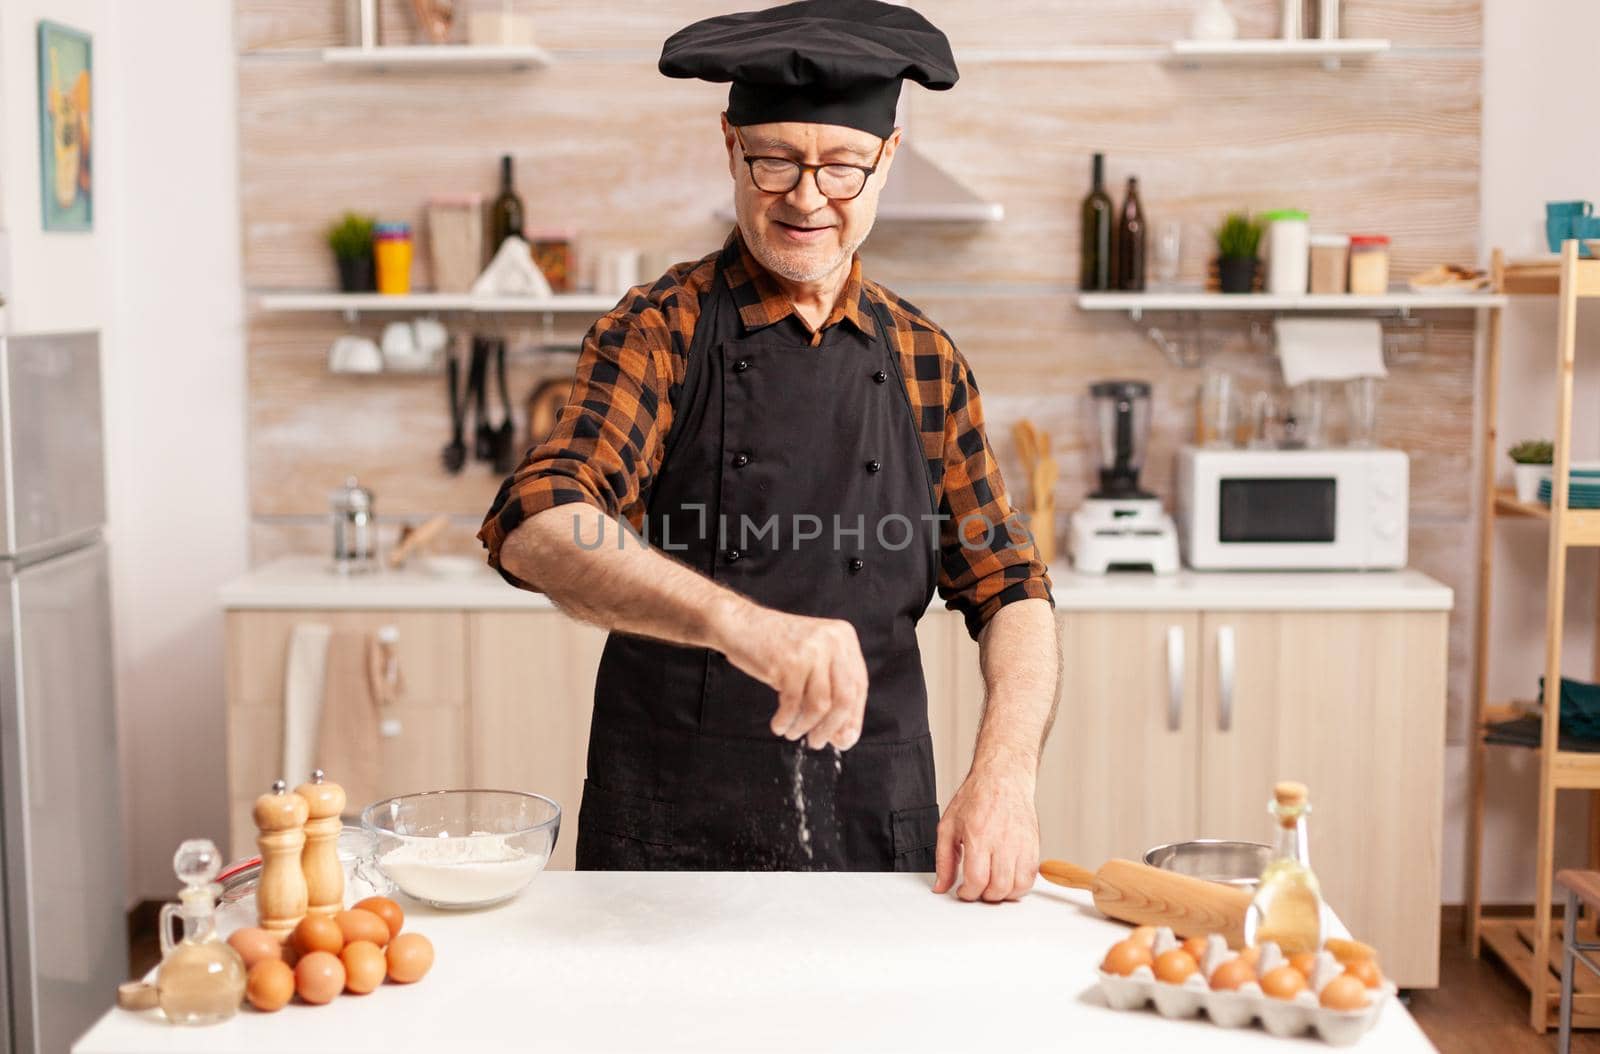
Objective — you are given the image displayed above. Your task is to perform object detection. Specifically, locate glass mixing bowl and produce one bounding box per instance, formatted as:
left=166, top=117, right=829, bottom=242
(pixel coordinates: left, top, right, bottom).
left=361, top=789, right=561, bottom=909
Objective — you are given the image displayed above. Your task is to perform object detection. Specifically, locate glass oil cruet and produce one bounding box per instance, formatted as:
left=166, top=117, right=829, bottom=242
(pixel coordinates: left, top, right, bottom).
left=156, top=838, right=246, bottom=1025
left=1244, top=780, right=1327, bottom=955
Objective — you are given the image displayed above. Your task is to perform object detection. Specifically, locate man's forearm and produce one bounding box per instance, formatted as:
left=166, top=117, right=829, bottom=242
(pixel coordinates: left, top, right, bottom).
left=499, top=504, right=751, bottom=651
left=968, top=598, right=1061, bottom=778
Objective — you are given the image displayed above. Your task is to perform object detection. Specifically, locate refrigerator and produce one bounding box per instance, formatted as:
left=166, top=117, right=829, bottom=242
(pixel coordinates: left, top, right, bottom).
left=0, top=332, right=126, bottom=1054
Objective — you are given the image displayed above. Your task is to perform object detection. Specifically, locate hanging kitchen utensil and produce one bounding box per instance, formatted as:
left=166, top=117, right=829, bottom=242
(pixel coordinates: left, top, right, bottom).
left=1040, top=857, right=1251, bottom=948
left=525, top=377, right=572, bottom=450
left=441, top=344, right=466, bottom=474
left=470, top=336, right=495, bottom=463
left=492, top=338, right=519, bottom=474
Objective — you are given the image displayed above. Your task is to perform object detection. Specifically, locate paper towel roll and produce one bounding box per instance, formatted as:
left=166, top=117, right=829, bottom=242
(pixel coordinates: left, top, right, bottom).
left=1274, top=318, right=1387, bottom=388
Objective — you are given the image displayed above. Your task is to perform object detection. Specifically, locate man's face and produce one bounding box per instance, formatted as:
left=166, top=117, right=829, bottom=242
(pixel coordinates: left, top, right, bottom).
left=723, top=116, right=900, bottom=285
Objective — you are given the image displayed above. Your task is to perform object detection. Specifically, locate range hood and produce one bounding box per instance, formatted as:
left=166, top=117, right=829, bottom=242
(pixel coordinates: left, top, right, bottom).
left=716, top=143, right=1003, bottom=224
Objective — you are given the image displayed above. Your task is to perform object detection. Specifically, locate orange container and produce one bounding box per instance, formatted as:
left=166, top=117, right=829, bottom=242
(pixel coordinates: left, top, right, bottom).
left=374, top=222, right=414, bottom=295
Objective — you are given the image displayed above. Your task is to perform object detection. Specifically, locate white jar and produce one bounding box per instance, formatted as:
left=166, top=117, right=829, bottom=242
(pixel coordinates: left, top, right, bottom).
left=1264, top=209, right=1310, bottom=295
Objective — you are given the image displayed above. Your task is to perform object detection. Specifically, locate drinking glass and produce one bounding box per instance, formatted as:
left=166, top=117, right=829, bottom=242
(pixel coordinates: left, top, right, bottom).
left=1345, top=376, right=1380, bottom=448
left=1155, top=220, right=1183, bottom=289
left=1196, top=371, right=1237, bottom=447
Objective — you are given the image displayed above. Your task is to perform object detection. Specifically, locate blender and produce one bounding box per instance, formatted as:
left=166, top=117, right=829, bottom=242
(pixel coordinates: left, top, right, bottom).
left=1068, top=380, right=1180, bottom=574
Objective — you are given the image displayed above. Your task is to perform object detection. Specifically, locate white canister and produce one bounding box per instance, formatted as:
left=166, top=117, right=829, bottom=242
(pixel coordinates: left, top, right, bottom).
left=1264, top=209, right=1310, bottom=295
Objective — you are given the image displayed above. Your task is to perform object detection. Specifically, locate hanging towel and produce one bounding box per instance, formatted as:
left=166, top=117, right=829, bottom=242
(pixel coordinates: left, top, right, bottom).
left=283, top=622, right=333, bottom=793
left=314, top=628, right=386, bottom=815
left=1273, top=318, right=1388, bottom=388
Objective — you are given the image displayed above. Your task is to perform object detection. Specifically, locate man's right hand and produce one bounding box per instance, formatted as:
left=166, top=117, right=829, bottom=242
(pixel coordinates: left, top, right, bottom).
left=717, top=602, right=869, bottom=751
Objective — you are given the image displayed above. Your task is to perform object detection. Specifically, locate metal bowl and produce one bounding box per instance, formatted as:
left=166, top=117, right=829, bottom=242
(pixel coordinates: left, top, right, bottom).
left=1143, top=839, right=1272, bottom=891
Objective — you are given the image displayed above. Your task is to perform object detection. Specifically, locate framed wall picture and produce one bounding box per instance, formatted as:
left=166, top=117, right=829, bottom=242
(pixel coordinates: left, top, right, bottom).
left=37, top=20, right=93, bottom=232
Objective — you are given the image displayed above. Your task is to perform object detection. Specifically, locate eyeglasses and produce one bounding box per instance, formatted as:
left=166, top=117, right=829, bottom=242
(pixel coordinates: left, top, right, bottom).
left=734, top=128, right=886, bottom=202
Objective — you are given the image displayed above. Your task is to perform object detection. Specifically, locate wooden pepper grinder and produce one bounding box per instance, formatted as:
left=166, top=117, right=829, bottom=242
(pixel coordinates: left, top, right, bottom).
left=296, top=769, right=346, bottom=916
left=254, top=779, right=309, bottom=938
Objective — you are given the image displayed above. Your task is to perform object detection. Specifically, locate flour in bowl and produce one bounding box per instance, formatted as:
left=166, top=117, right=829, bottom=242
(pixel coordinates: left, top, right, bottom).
left=378, top=831, right=547, bottom=906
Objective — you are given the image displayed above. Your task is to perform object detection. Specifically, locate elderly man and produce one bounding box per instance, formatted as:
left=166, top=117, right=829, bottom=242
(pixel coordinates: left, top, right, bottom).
left=477, top=0, right=1059, bottom=902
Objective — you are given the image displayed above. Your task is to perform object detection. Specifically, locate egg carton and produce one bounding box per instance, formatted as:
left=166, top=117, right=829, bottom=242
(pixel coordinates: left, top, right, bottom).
left=1094, top=940, right=1395, bottom=1049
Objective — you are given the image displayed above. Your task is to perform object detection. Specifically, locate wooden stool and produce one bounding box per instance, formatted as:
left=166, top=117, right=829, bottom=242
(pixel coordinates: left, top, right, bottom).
left=1555, top=870, right=1600, bottom=1052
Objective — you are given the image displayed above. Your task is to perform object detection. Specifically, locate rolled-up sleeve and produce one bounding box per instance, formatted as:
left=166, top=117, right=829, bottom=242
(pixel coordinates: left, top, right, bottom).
left=477, top=304, right=676, bottom=591
left=934, top=345, right=1054, bottom=640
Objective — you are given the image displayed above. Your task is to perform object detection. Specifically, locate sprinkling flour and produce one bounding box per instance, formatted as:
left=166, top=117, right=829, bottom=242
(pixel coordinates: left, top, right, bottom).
left=790, top=743, right=843, bottom=861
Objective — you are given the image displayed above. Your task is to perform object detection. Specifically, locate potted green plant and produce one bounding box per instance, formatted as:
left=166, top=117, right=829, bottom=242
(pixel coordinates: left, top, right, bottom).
left=1216, top=212, right=1263, bottom=294
left=326, top=212, right=377, bottom=293
left=1509, top=439, right=1554, bottom=503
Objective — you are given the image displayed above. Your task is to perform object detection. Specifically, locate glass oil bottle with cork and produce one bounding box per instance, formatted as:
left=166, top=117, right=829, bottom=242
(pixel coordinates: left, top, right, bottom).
left=1245, top=780, right=1327, bottom=955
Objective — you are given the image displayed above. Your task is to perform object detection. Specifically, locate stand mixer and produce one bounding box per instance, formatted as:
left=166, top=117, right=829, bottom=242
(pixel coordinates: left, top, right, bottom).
left=1069, top=380, right=1180, bottom=574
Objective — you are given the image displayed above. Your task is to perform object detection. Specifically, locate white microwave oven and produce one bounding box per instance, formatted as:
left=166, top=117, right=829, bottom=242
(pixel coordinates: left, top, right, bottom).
left=1176, top=446, right=1409, bottom=570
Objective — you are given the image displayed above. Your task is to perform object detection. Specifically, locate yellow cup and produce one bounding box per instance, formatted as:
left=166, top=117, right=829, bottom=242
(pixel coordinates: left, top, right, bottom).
left=374, top=223, right=413, bottom=295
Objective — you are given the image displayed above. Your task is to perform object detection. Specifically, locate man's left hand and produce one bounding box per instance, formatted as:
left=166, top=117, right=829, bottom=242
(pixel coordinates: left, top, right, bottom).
left=932, top=751, right=1040, bottom=902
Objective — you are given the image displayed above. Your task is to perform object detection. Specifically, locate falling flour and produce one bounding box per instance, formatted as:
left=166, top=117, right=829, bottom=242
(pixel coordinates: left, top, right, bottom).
left=790, top=743, right=844, bottom=862
left=379, top=831, right=547, bottom=906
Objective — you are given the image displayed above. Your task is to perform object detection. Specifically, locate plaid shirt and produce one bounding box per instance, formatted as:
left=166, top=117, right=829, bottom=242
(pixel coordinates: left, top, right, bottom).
left=478, top=230, right=1053, bottom=639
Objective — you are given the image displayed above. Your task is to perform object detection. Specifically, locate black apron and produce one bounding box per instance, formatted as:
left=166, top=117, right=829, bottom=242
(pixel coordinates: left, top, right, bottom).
left=575, top=255, right=940, bottom=872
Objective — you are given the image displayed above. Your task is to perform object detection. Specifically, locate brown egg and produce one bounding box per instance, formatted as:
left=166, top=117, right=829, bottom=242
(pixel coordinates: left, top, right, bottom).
left=1181, top=936, right=1210, bottom=962
left=341, top=940, right=387, bottom=995
left=1210, top=957, right=1258, bottom=992
left=246, top=959, right=294, bottom=1012
left=1154, top=948, right=1199, bottom=985
left=354, top=897, right=405, bottom=942
left=335, top=909, right=391, bottom=948
left=1237, top=946, right=1262, bottom=970
left=1344, top=958, right=1383, bottom=989
left=1319, top=973, right=1370, bottom=1011
left=386, top=932, right=434, bottom=984
left=1288, top=951, right=1318, bottom=978
left=1260, top=965, right=1309, bottom=1000
left=1101, top=939, right=1154, bottom=976
left=291, top=914, right=344, bottom=958
left=227, top=928, right=284, bottom=970
left=294, top=950, right=345, bottom=1005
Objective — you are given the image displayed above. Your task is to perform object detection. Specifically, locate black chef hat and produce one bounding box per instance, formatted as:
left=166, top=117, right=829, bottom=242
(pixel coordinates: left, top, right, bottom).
left=659, top=0, right=958, bottom=140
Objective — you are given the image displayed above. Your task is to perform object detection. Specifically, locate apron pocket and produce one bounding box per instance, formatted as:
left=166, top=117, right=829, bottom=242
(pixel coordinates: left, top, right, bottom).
left=578, top=779, right=676, bottom=847
left=890, top=803, right=940, bottom=868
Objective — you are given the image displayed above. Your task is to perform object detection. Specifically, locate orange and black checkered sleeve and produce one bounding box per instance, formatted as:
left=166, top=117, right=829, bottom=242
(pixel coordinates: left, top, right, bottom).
left=476, top=298, right=682, bottom=591
left=935, top=342, right=1054, bottom=640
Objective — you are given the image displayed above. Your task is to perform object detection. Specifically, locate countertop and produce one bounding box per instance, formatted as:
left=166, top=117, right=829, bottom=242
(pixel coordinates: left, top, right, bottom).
left=220, top=556, right=1453, bottom=613
left=73, top=873, right=1433, bottom=1053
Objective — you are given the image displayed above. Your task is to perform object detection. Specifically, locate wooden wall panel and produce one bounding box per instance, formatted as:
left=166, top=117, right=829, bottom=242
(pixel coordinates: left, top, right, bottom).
left=235, top=0, right=1486, bottom=735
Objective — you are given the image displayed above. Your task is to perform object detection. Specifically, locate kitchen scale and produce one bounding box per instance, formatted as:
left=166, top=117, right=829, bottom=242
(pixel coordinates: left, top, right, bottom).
left=1069, top=380, right=1180, bottom=575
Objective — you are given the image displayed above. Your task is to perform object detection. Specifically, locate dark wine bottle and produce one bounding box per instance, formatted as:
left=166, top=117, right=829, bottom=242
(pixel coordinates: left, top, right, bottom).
left=489, top=155, right=525, bottom=253
left=1116, top=176, right=1146, bottom=292
left=1079, top=153, right=1114, bottom=292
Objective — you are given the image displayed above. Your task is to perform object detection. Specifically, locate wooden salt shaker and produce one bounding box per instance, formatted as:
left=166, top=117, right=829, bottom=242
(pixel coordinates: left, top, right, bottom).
left=296, top=769, right=346, bottom=916
left=254, top=779, right=309, bottom=938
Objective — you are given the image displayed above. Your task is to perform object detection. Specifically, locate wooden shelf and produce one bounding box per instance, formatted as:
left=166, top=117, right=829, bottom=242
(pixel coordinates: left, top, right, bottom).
left=320, top=45, right=552, bottom=71
left=1494, top=489, right=1549, bottom=519
left=1169, top=38, right=1391, bottom=64
left=1492, top=490, right=1600, bottom=546
left=1502, top=257, right=1600, bottom=297
left=1481, top=918, right=1600, bottom=1026
left=255, top=291, right=616, bottom=319
left=1077, top=290, right=1506, bottom=321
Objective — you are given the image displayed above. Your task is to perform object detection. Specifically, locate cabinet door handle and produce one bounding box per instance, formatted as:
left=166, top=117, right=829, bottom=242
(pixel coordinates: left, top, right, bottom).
left=1166, top=625, right=1185, bottom=733
left=1217, top=624, right=1236, bottom=733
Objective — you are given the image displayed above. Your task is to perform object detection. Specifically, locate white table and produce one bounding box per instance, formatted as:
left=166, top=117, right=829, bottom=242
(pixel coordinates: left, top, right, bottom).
left=75, top=873, right=1436, bottom=1053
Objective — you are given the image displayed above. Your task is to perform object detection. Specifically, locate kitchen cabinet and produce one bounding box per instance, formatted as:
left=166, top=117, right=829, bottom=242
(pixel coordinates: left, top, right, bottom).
left=1195, top=611, right=1447, bottom=989
left=1033, top=607, right=1447, bottom=988
left=224, top=610, right=469, bottom=859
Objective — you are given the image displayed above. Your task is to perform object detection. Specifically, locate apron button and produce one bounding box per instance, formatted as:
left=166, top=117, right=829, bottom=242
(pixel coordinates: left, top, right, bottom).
left=725, top=549, right=742, bottom=563
left=734, top=358, right=752, bottom=372
left=865, top=458, right=881, bottom=473
left=847, top=557, right=865, bottom=574
left=733, top=451, right=751, bottom=468
left=872, top=369, right=887, bottom=384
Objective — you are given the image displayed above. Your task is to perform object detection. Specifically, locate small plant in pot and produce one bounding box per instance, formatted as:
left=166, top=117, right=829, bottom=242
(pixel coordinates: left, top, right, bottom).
left=326, top=212, right=377, bottom=293
left=1216, top=212, right=1263, bottom=294
left=1509, top=439, right=1553, bottom=503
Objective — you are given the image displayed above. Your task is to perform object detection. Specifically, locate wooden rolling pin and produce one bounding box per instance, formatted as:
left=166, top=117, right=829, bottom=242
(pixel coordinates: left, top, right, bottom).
left=1041, top=858, right=1252, bottom=948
